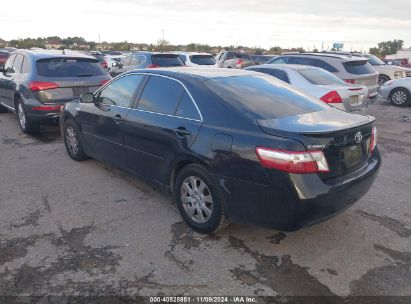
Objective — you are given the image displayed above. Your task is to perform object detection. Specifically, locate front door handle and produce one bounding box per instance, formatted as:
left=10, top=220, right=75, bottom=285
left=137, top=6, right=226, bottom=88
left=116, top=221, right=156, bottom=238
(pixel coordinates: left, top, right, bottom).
left=173, top=127, right=191, bottom=137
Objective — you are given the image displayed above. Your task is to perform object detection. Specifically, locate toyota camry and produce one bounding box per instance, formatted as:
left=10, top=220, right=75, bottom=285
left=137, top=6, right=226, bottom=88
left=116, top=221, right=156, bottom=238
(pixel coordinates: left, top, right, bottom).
left=60, top=68, right=381, bottom=234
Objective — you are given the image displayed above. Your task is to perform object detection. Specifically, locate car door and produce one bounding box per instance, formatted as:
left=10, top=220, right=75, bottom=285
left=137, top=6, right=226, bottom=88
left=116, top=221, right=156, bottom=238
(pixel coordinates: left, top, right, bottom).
left=124, top=74, right=203, bottom=184
left=78, top=74, right=145, bottom=169
left=0, top=54, right=17, bottom=108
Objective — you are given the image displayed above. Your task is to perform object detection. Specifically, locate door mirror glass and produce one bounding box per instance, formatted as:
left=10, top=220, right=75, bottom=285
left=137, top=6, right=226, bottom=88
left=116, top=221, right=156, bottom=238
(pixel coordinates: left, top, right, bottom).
left=80, top=93, right=95, bottom=103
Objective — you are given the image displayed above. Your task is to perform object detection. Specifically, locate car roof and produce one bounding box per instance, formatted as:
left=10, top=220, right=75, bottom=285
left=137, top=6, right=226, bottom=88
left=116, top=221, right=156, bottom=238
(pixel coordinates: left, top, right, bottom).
left=251, top=63, right=321, bottom=71
left=281, top=52, right=368, bottom=62
left=170, top=51, right=213, bottom=56
left=125, top=67, right=260, bottom=80
left=13, top=49, right=96, bottom=60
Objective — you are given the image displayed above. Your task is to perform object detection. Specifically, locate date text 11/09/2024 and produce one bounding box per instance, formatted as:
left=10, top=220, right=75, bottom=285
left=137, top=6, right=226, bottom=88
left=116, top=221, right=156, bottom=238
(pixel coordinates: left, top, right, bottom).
left=149, top=296, right=257, bottom=303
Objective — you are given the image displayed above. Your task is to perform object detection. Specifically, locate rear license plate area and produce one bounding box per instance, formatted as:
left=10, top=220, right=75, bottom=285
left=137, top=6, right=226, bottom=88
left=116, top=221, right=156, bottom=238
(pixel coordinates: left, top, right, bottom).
left=73, top=87, right=89, bottom=96
left=350, top=95, right=363, bottom=106
left=343, top=145, right=363, bottom=168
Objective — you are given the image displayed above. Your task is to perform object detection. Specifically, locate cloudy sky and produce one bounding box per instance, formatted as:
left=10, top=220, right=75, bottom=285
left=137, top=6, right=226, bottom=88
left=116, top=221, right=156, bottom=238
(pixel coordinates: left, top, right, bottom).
left=1, top=0, right=410, bottom=51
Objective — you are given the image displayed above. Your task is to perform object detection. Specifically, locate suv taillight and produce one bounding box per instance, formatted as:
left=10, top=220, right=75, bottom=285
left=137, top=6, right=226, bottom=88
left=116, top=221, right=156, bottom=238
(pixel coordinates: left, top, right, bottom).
left=369, top=126, right=377, bottom=154
left=147, top=64, right=160, bottom=68
left=320, top=91, right=342, bottom=104
left=255, top=147, right=329, bottom=174
left=236, top=58, right=243, bottom=68
left=28, top=81, right=59, bottom=92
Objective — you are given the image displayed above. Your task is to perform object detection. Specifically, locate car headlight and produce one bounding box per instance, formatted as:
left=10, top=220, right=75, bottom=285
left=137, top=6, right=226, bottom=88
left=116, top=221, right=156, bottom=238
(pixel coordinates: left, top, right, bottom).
left=384, top=80, right=394, bottom=86
left=394, top=71, right=404, bottom=78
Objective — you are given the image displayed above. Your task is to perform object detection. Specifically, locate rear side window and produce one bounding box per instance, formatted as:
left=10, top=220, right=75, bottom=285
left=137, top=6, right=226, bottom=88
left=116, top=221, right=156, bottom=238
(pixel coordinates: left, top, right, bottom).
left=343, top=61, right=375, bottom=75
left=138, top=76, right=184, bottom=115
left=288, top=57, right=338, bottom=72
left=298, top=68, right=345, bottom=85
left=178, top=54, right=187, bottom=63
left=22, top=56, right=30, bottom=73
left=151, top=55, right=184, bottom=67
left=36, top=58, right=107, bottom=77
left=259, top=68, right=290, bottom=83
left=268, top=57, right=289, bottom=64
left=97, top=74, right=144, bottom=107
left=175, top=92, right=200, bottom=120
left=205, top=76, right=328, bottom=120
left=4, top=54, right=16, bottom=72
left=189, top=55, right=215, bottom=65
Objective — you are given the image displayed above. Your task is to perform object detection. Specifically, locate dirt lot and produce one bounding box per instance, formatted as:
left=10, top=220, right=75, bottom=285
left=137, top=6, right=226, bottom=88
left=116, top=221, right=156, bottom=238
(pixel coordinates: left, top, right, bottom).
left=0, top=98, right=410, bottom=298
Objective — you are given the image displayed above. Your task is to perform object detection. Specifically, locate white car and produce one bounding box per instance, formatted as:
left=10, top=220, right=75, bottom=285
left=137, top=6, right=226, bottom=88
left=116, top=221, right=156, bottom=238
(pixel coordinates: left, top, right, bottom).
left=361, top=54, right=407, bottom=86
left=379, top=77, right=411, bottom=106
left=171, top=52, right=216, bottom=67
left=246, top=64, right=369, bottom=113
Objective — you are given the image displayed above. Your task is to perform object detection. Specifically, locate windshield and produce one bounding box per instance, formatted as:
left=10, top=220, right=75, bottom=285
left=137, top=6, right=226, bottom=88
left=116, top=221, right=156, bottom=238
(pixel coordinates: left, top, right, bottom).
left=36, top=58, right=107, bottom=77
left=190, top=55, right=216, bottom=65
left=367, top=55, right=385, bottom=66
left=298, top=68, right=346, bottom=85
left=205, top=75, right=328, bottom=120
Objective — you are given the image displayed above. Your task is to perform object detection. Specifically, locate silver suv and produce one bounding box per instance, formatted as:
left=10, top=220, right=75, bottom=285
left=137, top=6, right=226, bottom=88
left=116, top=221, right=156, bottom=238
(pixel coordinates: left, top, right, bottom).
left=267, top=53, right=379, bottom=98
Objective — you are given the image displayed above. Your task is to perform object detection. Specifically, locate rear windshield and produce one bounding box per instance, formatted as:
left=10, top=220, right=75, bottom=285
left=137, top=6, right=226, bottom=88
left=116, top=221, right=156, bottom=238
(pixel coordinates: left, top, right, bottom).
left=299, top=68, right=346, bottom=85
left=343, top=61, right=375, bottom=75
left=189, top=55, right=216, bottom=65
left=36, top=58, right=106, bottom=77
left=205, top=76, right=328, bottom=119
left=151, top=55, right=184, bottom=67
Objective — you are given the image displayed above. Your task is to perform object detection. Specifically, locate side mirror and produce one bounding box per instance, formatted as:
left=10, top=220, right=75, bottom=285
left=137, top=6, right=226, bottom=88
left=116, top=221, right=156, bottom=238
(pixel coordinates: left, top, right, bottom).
left=80, top=93, right=95, bottom=103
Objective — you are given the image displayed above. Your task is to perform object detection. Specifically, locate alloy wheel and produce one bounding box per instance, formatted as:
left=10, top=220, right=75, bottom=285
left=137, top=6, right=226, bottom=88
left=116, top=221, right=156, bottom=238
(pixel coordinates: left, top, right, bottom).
left=391, top=90, right=408, bottom=105
left=180, top=176, right=213, bottom=224
left=65, top=126, right=79, bottom=156
left=17, top=103, right=26, bottom=130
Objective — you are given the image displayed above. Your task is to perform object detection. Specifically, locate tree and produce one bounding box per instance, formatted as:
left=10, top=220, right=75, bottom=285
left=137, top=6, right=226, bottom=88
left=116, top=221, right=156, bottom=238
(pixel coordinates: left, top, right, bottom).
left=373, top=40, right=404, bottom=57
left=268, top=46, right=282, bottom=55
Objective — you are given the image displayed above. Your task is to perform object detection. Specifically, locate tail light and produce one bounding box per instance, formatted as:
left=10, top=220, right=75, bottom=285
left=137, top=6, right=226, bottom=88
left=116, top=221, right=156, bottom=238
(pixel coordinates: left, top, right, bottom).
left=100, top=79, right=110, bottom=86
left=320, top=91, right=342, bottom=104
left=147, top=64, right=159, bottom=68
left=369, top=126, right=377, bottom=154
left=100, top=60, right=108, bottom=69
left=255, top=147, right=329, bottom=174
left=344, top=79, right=355, bottom=84
left=29, top=81, right=59, bottom=92
left=236, top=59, right=243, bottom=68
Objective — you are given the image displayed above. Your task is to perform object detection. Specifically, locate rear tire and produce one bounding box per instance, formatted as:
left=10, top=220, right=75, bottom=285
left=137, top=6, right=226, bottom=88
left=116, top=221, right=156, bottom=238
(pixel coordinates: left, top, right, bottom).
left=16, top=98, right=40, bottom=134
left=174, top=164, right=230, bottom=234
left=63, top=119, right=88, bottom=161
left=389, top=88, right=410, bottom=106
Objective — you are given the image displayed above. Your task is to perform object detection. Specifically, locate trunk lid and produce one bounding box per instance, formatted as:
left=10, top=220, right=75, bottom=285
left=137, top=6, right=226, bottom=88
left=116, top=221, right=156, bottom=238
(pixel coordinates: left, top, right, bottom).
left=257, top=109, right=375, bottom=180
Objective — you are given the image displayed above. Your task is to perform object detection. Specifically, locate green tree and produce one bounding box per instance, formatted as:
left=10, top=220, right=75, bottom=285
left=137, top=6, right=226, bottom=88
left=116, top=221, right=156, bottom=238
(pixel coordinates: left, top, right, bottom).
left=376, top=40, right=404, bottom=57
left=268, top=46, right=282, bottom=55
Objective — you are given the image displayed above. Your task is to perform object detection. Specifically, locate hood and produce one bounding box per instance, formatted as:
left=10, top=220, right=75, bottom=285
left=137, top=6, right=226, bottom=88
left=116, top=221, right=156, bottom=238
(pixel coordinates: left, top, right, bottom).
left=372, top=65, right=404, bottom=72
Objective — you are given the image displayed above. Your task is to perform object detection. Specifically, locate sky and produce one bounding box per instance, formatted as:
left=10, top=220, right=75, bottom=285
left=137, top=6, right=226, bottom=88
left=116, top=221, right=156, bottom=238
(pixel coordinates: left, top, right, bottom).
left=1, top=0, right=410, bottom=51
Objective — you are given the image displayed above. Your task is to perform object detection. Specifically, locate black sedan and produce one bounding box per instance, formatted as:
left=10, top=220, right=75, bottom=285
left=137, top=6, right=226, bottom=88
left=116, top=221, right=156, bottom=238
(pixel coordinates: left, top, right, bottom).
left=60, top=68, right=381, bottom=234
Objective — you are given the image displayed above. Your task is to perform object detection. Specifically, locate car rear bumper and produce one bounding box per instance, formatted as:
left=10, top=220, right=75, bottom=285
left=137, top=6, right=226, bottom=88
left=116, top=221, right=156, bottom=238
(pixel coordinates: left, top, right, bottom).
left=219, top=149, right=381, bottom=231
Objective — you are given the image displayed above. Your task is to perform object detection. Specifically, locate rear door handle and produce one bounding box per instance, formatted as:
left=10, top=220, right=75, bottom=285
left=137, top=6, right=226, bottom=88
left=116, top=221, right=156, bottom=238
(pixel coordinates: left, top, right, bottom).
left=114, top=114, right=125, bottom=123
left=173, top=127, right=191, bottom=137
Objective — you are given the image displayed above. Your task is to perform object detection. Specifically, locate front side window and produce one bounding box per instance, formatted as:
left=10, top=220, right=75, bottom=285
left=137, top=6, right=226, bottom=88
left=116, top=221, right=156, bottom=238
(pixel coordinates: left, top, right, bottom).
left=4, top=54, right=16, bottom=73
left=97, top=74, right=144, bottom=107
left=138, top=76, right=184, bottom=115
left=12, top=55, right=24, bottom=74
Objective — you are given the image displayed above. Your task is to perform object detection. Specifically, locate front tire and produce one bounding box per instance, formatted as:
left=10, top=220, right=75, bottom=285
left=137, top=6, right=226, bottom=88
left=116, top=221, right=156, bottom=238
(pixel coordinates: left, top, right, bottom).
left=174, top=164, right=230, bottom=234
left=378, top=75, right=390, bottom=86
left=16, top=99, right=40, bottom=134
left=389, top=88, right=410, bottom=106
left=63, top=119, right=88, bottom=161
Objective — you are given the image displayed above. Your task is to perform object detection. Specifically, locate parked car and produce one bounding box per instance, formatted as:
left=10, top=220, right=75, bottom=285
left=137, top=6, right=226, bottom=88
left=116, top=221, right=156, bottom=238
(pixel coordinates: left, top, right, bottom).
left=61, top=67, right=380, bottom=233
left=246, top=64, right=369, bottom=112
left=0, top=50, right=10, bottom=70
left=382, top=58, right=411, bottom=77
left=251, top=55, right=277, bottom=65
left=173, top=52, right=216, bottom=67
left=267, top=53, right=379, bottom=98
left=352, top=53, right=406, bottom=85
left=215, top=51, right=253, bottom=69
left=109, top=52, right=185, bottom=77
left=379, top=77, right=411, bottom=106
left=90, top=52, right=108, bottom=70
left=0, top=50, right=111, bottom=133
